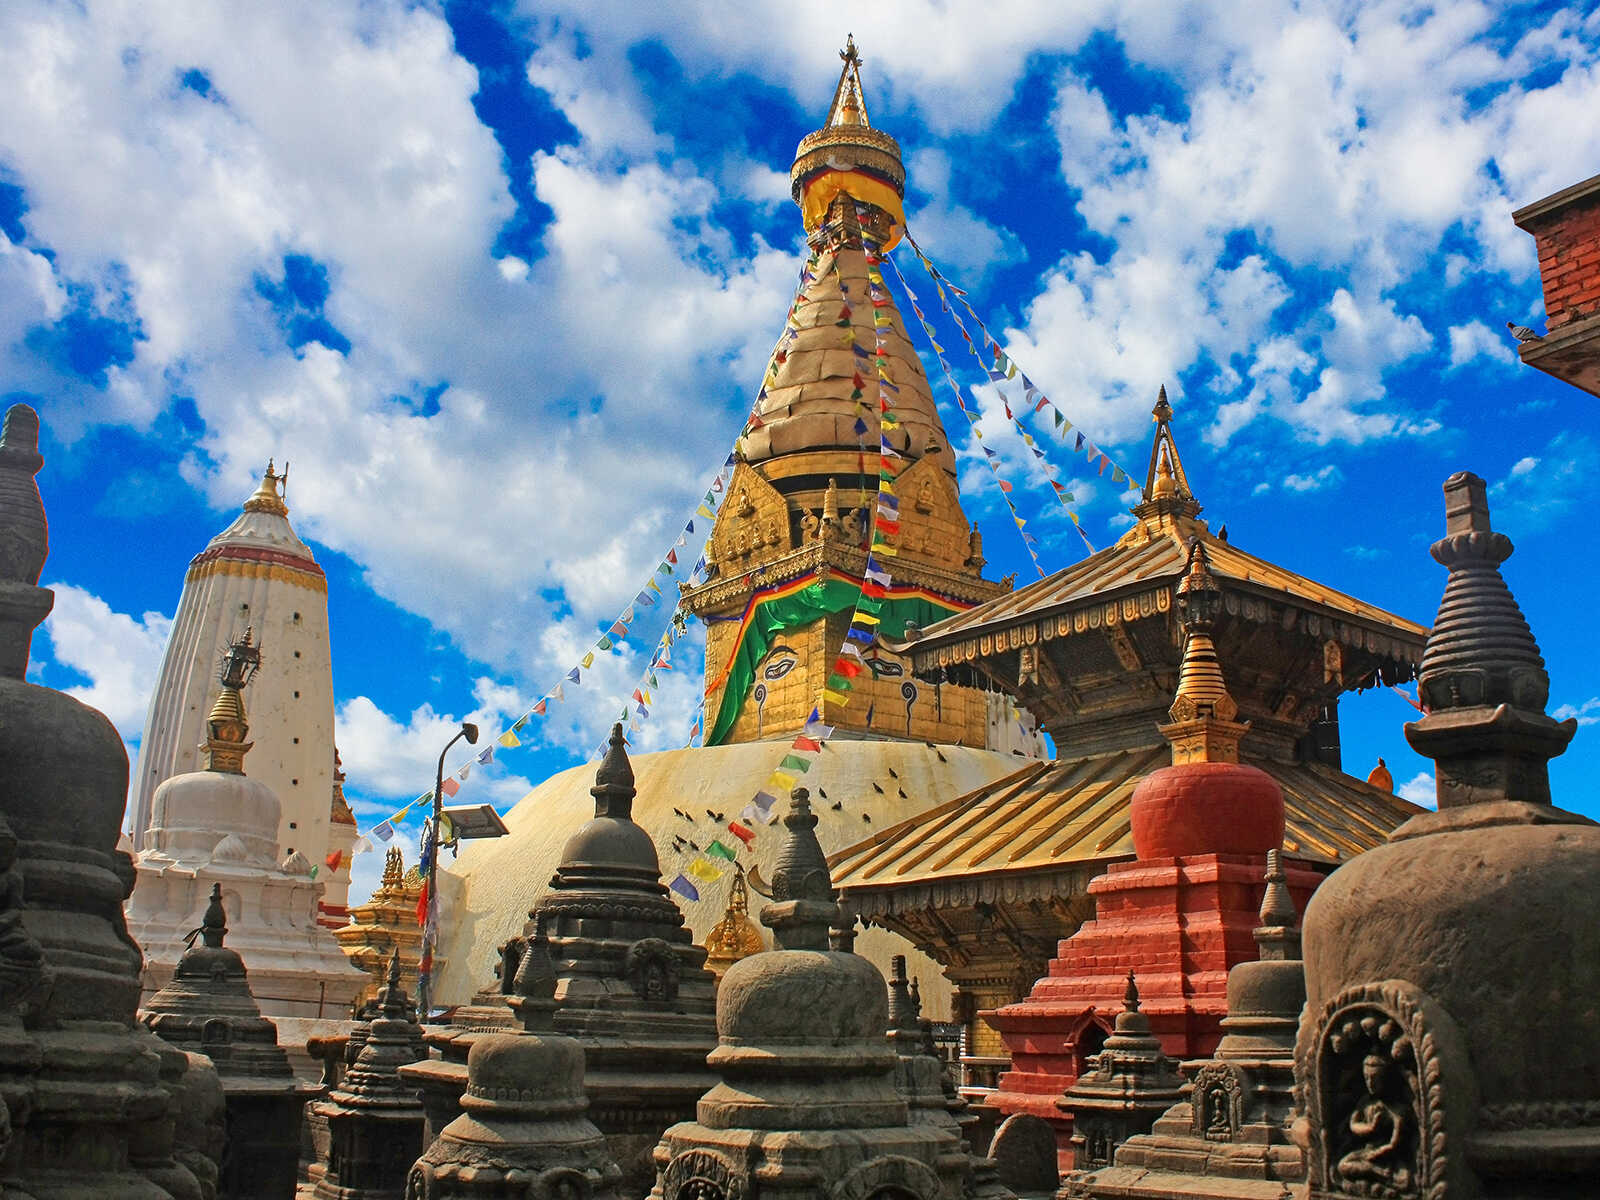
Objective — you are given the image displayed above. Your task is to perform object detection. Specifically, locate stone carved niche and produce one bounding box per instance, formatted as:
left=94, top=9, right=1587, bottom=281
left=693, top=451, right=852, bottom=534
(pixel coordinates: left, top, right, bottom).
left=1295, top=980, right=1474, bottom=1200
left=831, top=1154, right=944, bottom=1200
left=625, top=938, right=681, bottom=1006
left=1190, top=1061, right=1247, bottom=1143
left=659, top=1147, right=745, bottom=1200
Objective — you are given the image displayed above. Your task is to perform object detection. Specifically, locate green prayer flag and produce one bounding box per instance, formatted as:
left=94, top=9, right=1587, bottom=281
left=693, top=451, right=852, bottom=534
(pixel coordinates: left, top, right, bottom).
left=707, top=839, right=737, bottom=861
left=779, top=753, right=811, bottom=774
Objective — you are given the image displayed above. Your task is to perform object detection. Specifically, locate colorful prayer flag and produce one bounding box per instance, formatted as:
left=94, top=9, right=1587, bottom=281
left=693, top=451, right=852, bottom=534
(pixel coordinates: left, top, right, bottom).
left=440, top=778, right=460, bottom=798
left=707, top=840, right=736, bottom=862
left=325, top=849, right=343, bottom=871
left=372, top=820, right=394, bottom=843
left=669, top=874, right=700, bottom=902
left=727, top=821, right=755, bottom=846
left=687, top=858, right=723, bottom=884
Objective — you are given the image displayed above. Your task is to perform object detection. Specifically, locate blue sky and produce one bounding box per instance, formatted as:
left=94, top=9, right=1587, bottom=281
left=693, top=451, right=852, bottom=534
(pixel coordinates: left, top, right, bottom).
left=5, top=1, right=1598, bottom=904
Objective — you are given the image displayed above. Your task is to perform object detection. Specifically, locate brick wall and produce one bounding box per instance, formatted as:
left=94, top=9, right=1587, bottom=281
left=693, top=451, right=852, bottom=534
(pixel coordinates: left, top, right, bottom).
left=1515, top=174, right=1600, bottom=331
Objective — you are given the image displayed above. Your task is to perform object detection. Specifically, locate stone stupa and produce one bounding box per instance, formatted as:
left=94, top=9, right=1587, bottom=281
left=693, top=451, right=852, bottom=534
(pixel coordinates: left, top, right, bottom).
left=141, top=882, right=311, bottom=1199
left=1296, top=471, right=1600, bottom=1198
left=648, top=786, right=967, bottom=1200
left=0, top=402, right=189, bottom=1197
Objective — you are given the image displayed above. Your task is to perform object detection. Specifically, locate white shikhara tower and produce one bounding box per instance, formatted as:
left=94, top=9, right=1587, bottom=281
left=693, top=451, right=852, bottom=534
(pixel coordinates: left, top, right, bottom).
left=131, top=464, right=342, bottom=891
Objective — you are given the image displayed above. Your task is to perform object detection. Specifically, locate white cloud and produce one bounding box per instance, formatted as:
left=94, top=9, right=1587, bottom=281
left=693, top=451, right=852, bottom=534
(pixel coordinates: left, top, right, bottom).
left=1489, top=432, right=1597, bottom=531
left=1553, top=697, right=1600, bottom=727
left=1397, top=770, right=1437, bottom=810
left=37, top=583, right=172, bottom=742
left=1282, top=464, right=1342, bottom=493
left=1447, top=319, right=1516, bottom=369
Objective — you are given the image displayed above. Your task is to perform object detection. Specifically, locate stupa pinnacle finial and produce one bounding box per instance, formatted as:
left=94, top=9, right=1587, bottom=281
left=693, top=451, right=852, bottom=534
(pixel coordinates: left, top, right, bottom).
left=378, top=946, right=406, bottom=1018
left=1403, top=471, right=1576, bottom=807
left=762, top=788, right=843, bottom=950
left=509, top=918, right=558, bottom=1033
left=887, top=954, right=918, bottom=1032
left=1124, top=970, right=1140, bottom=1013
left=186, top=882, right=228, bottom=950
left=1253, top=848, right=1301, bottom=961
left=204, top=628, right=260, bottom=775
left=0, top=404, right=53, bottom=679
left=381, top=846, right=405, bottom=891
left=1160, top=541, right=1249, bottom=764
left=591, top=723, right=636, bottom=819
left=243, top=459, right=289, bottom=516
left=792, top=35, right=906, bottom=250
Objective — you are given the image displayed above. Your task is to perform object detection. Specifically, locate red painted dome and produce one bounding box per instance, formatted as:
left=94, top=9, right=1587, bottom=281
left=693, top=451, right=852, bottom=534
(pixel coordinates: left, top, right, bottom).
left=1129, top=761, right=1284, bottom=860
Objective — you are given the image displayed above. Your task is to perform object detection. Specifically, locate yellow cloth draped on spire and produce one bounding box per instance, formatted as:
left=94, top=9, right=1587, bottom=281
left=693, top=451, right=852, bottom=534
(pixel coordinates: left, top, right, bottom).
left=800, top=171, right=905, bottom=249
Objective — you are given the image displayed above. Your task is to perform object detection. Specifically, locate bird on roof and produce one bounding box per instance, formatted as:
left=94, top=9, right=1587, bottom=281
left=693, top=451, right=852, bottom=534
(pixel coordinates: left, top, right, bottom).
left=923, top=741, right=936, bottom=749
left=831, top=801, right=843, bottom=811
left=818, top=787, right=828, bottom=799
left=862, top=813, right=872, bottom=823
left=1217, top=525, right=1228, bottom=542
left=673, top=808, right=692, bottom=821
left=888, top=767, right=898, bottom=779
left=706, top=809, right=724, bottom=822
left=897, top=787, right=907, bottom=799
left=935, top=749, right=947, bottom=763
left=872, top=782, right=884, bottom=794
left=1506, top=320, right=1541, bottom=343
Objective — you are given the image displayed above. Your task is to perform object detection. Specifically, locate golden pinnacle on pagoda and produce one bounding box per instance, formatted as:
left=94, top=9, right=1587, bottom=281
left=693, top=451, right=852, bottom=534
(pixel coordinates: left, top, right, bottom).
left=203, top=628, right=261, bottom=774
left=791, top=34, right=907, bottom=249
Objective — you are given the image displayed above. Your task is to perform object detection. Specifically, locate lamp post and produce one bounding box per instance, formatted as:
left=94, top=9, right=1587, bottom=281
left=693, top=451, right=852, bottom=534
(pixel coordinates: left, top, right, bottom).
left=418, top=721, right=477, bottom=1018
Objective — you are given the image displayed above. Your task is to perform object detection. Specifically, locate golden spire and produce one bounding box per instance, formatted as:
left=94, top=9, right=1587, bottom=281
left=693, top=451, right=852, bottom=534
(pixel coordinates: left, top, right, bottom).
left=242, top=459, right=289, bottom=517
left=203, top=628, right=261, bottom=774
left=791, top=36, right=906, bottom=249
left=704, top=863, right=764, bottom=978
left=1122, top=386, right=1204, bottom=542
left=1152, top=445, right=1177, bottom=499
left=380, top=846, right=405, bottom=892
left=1159, top=542, right=1249, bottom=764
left=330, top=747, right=356, bottom=827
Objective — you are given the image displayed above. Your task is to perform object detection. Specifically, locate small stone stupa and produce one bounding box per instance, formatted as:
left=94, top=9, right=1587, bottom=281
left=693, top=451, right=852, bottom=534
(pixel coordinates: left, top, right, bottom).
left=1296, top=472, right=1600, bottom=1199
left=1058, top=974, right=1185, bottom=1174
left=141, top=882, right=311, bottom=1199
left=407, top=916, right=625, bottom=1199
left=311, top=948, right=429, bottom=1199
left=126, top=629, right=366, bottom=1019
left=1066, top=850, right=1308, bottom=1197
left=648, top=787, right=967, bottom=1200
left=516, top=725, right=717, bottom=1195
left=0, top=402, right=186, bottom=1198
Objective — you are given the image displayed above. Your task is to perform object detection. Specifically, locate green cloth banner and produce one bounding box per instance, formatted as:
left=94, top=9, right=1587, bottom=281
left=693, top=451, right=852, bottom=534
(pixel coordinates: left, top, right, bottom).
left=706, top=573, right=965, bottom=746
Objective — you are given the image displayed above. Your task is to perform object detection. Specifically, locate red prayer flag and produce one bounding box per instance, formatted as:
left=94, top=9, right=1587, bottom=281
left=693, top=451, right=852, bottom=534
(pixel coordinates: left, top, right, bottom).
left=835, top=657, right=862, bottom=679
left=440, top=777, right=460, bottom=797
left=325, top=849, right=343, bottom=872
left=727, top=821, right=756, bottom=846
left=792, top=735, right=822, bottom=752
left=415, top=880, right=429, bottom=928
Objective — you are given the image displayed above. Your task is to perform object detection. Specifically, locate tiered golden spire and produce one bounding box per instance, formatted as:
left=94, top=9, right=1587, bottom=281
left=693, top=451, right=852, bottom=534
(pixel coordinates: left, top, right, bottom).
left=704, top=863, right=764, bottom=978
left=203, top=629, right=260, bottom=774
left=242, top=459, right=289, bottom=517
left=380, top=847, right=405, bottom=893
left=1120, top=387, right=1206, bottom=546
left=1159, top=542, right=1249, bottom=764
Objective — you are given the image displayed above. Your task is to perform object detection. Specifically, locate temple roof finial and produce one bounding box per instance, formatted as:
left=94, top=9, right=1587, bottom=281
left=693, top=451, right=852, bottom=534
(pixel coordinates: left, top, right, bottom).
left=828, top=34, right=869, bottom=128
left=1160, top=541, right=1249, bottom=764
left=204, top=629, right=261, bottom=774
left=243, top=460, right=289, bottom=517
left=1140, top=386, right=1195, bottom=505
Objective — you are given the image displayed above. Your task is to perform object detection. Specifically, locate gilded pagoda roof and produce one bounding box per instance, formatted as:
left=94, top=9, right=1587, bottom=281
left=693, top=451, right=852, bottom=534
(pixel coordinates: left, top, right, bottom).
left=829, top=748, right=1423, bottom=898
left=895, top=396, right=1426, bottom=675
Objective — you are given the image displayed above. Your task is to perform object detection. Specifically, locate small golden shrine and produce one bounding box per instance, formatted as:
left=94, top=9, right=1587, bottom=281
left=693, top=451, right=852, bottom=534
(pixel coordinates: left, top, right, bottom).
left=681, top=37, right=1011, bottom=749
left=702, top=864, right=765, bottom=978
left=332, top=847, right=425, bottom=1005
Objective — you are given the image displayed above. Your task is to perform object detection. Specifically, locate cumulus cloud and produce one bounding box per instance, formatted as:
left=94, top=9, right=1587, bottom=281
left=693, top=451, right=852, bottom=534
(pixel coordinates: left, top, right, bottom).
left=1447, top=319, right=1517, bottom=369
left=38, top=583, right=172, bottom=742
left=1397, top=770, right=1437, bottom=810
left=1553, top=697, right=1600, bottom=727
left=1489, top=432, right=1597, bottom=531
left=1282, top=464, right=1342, bottom=493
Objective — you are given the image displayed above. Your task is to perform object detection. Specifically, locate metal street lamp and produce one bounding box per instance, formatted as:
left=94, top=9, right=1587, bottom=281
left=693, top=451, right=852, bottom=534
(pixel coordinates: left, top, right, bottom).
left=418, top=721, right=477, bottom=1017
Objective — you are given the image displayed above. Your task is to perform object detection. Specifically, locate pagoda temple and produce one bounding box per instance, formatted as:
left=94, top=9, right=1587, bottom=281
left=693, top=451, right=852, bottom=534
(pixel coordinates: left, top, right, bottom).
left=332, top=846, right=425, bottom=1004
left=830, top=394, right=1428, bottom=1073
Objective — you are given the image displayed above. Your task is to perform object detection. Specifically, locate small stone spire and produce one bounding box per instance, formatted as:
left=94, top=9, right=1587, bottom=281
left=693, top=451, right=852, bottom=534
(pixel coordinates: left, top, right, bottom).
left=1403, top=471, right=1576, bottom=807
left=241, top=459, right=288, bottom=516
left=378, top=946, right=405, bottom=1017
left=1123, top=970, right=1140, bottom=1013
left=203, top=629, right=260, bottom=775
left=1252, top=849, right=1300, bottom=962
left=507, top=919, right=557, bottom=1034
left=591, top=723, right=636, bottom=819
left=1159, top=541, right=1249, bottom=764
left=763, top=788, right=842, bottom=951
left=887, top=954, right=918, bottom=1033
left=0, top=403, right=53, bottom=679
left=194, top=882, right=227, bottom=950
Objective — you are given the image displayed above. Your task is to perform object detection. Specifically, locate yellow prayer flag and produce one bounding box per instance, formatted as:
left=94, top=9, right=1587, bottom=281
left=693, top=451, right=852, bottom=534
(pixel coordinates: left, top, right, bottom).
left=873, top=544, right=899, bottom=557
left=687, top=858, right=723, bottom=884
left=581, top=652, right=595, bottom=669
left=770, top=771, right=797, bottom=791
left=497, top=730, right=520, bottom=749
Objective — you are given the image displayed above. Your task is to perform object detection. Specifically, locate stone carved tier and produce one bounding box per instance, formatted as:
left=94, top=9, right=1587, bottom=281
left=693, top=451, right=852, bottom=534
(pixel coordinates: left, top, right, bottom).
left=1298, top=471, right=1599, bottom=1199
left=649, top=786, right=969, bottom=1200
left=503, top=725, right=717, bottom=1197
left=0, top=402, right=192, bottom=1198
left=985, top=553, right=1321, bottom=1171
left=1066, top=850, right=1311, bottom=1198
left=405, top=939, right=624, bottom=1200
left=141, top=883, right=311, bottom=1199
left=310, top=948, right=429, bottom=1199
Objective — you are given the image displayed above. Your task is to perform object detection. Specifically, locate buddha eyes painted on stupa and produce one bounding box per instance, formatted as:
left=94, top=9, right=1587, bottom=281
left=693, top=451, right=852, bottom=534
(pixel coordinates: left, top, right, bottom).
left=761, top=646, right=798, bottom=681
left=863, top=653, right=904, bottom=678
